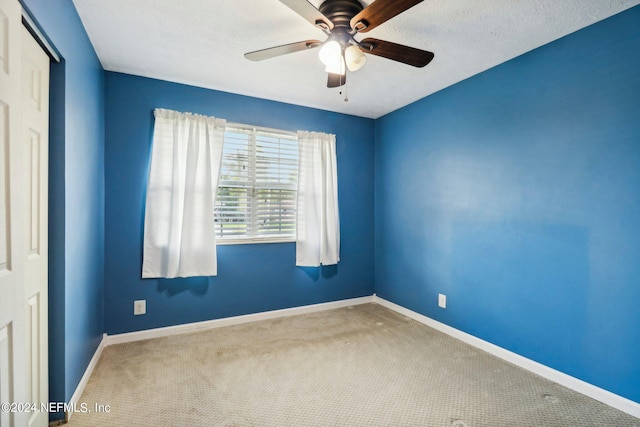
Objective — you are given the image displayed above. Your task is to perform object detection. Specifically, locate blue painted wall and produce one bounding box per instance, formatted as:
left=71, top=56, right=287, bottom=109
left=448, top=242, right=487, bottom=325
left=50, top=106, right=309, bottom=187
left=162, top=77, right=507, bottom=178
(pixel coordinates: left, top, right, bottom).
left=104, top=72, right=375, bottom=334
left=20, top=0, right=105, bottom=419
left=375, top=6, right=640, bottom=403
left=14, top=0, right=640, bottom=416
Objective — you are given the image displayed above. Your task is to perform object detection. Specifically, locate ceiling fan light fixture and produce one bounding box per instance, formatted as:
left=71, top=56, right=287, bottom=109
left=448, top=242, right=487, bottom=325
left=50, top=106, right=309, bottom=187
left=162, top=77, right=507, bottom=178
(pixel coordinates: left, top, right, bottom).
left=345, top=45, right=366, bottom=71
left=324, top=56, right=346, bottom=75
left=318, top=40, right=342, bottom=67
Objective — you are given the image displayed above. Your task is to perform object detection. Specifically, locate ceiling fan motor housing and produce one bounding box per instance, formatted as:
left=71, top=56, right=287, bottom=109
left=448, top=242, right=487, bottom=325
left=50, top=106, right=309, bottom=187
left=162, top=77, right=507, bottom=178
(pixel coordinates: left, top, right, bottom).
left=319, top=0, right=364, bottom=30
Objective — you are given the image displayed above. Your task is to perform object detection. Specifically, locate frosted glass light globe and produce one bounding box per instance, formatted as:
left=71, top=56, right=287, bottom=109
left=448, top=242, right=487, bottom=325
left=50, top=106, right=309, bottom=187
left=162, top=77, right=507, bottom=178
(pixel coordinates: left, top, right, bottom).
left=319, top=40, right=341, bottom=67
left=345, top=45, right=366, bottom=71
left=324, top=58, right=346, bottom=75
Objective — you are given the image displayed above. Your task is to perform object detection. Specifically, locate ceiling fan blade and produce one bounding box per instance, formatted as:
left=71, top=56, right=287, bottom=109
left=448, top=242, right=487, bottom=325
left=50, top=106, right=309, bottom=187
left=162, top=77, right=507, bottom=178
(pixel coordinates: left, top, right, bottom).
left=350, top=0, right=423, bottom=33
left=327, top=73, right=346, bottom=88
left=245, top=40, right=322, bottom=61
left=279, top=0, right=334, bottom=30
left=359, top=38, right=434, bottom=67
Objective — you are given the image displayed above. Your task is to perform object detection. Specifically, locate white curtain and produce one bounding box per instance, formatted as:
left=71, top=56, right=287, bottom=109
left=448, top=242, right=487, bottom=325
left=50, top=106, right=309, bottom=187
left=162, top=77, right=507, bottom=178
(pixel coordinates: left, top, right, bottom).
left=142, top=109, right=226, bottom=278
left=296, top=131, right=340, bottom=266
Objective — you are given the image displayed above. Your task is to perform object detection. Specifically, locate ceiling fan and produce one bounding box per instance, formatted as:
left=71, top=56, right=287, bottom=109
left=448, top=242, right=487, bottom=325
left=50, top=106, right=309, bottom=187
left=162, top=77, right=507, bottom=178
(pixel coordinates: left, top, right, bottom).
left=245, top=0, right=434, bottom=88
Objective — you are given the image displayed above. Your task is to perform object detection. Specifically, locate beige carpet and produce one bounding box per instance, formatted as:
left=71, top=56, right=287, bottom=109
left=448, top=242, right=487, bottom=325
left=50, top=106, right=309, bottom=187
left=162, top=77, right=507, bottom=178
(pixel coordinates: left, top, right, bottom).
left=66, top=303, right=639, bottom=426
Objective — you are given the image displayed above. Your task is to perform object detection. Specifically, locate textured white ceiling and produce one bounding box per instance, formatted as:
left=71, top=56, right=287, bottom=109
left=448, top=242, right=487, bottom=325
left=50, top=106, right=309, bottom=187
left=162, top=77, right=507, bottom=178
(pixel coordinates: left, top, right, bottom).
left=72, top=0, right=639, bottom=119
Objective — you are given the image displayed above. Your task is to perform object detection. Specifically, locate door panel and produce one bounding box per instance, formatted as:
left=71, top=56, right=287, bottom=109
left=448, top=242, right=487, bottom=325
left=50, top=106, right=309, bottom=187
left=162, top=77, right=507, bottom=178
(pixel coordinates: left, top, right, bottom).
left=0, top=0, right=49, bottom=425
left=22, top=19, right=49, bottom=427
left=0, top=101, right=10, bottom=274
left=0, top=323, right=14, bottom=426
left=0, top=0, right=27, bottom=424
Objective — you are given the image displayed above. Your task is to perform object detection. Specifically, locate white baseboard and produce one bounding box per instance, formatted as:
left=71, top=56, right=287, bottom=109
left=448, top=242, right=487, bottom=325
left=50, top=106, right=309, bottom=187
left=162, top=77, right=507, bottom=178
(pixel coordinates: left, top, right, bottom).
left=373, top=295, right=640, bottom=419
left=66, top=333, right=107, bottom=422
left=105, top=295, right=375, bottom=346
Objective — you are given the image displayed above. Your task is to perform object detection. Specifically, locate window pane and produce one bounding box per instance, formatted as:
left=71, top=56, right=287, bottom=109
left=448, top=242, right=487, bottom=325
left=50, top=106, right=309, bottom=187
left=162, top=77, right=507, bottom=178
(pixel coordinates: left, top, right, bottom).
left=215, top=187, right=250, bottom=237
left=255, top=189, right=297, bottom=237
left=214, top=125, right=298, bottom=242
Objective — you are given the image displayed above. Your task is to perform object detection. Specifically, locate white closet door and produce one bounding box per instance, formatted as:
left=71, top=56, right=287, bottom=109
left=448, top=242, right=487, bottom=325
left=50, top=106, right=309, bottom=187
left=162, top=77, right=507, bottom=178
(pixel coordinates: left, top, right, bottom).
left=0, top=0, right=49, bottom=425
left=21, top=16, right=50, bottom=427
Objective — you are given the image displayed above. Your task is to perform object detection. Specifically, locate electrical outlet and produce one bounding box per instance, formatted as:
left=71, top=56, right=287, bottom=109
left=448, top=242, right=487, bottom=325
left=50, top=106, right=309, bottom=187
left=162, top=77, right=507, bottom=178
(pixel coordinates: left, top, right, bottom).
left=438, top=294, right=446, bottom=309
left=134, top=300, right=146, bottom=315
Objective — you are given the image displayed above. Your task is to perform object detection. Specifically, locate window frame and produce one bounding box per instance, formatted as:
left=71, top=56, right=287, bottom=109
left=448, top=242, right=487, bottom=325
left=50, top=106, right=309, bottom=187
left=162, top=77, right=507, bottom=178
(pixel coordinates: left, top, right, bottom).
left=214, top=122, right=298, bottom=245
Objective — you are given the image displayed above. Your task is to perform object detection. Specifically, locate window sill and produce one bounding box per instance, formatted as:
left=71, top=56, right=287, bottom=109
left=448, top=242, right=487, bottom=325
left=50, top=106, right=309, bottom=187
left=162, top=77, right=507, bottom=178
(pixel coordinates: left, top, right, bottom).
left=216, top=237, right=296, bottom=246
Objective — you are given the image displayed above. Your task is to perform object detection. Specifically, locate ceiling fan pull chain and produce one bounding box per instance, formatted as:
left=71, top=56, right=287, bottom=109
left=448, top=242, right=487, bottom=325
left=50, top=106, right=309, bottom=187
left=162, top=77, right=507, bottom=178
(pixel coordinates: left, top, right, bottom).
left=343, top=73, right=349, bottom=102
left=340, top=50, right=347, bottom=101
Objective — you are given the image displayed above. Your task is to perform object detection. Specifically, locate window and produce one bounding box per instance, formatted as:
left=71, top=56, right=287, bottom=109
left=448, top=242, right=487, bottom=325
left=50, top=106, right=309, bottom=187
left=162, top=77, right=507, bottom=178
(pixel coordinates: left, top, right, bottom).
left=214, top=124, right=298, bottom=243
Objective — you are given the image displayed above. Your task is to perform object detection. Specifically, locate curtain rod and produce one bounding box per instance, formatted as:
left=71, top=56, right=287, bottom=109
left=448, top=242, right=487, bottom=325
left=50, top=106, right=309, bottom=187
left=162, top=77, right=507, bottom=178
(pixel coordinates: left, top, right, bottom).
left=227, top=121, right=297, bottom=138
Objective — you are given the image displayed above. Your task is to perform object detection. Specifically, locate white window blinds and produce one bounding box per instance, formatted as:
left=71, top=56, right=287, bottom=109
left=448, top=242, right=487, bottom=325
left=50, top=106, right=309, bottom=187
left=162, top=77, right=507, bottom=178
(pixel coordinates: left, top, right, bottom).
left=215, top=124, right=298, bottom=242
